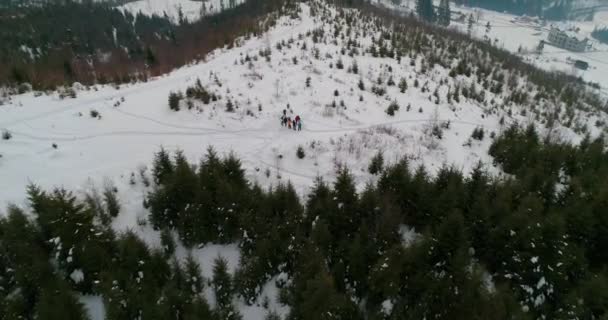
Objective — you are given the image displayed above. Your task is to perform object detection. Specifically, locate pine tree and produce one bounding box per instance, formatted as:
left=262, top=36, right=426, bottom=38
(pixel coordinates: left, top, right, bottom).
left=169, top=91, right=181, bottom=111
left=296, top=145, right=305, bottom=159
left=416, top=0, right=435, bottom=23
left=103, top=185, right=120, bottom=218
left=35, top=280, right=89, bottom=320
left=368, top=151, right=384, bottom=175
left=398, top=77, right=408, bottom=93
left=226, top=99, right=235, bottom=112
left=152, top=147, right=174, bottom=185
left=184, top=255, right=203, bottom=295
left=437, top=0, right=451, bottom=26
left=145, top=47, right=156, bottom=66
left=386, top=100, right=400, bottom=116
left=212, top=256, right=233, bottom=308
left=467, top=14, right=475, bottom=36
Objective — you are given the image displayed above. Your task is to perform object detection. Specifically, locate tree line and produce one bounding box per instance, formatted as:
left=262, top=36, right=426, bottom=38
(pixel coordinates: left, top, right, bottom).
left=453, top=0, right=576, bottom=20
left=0, top=0, right=292, bottom=90
left=592, top=27, right=608, bottom=45
left=2, top=124, right=608, bottom=319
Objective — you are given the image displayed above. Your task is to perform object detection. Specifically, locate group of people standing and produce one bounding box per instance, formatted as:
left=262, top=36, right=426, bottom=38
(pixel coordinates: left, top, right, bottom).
left=281, top=109, right=302, bottom=131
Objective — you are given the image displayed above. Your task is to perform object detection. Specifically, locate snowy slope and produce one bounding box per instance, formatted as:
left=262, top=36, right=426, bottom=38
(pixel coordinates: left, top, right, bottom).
left=376, top=0, right=608, bottom=93
left=118, top=0, right=245, bottom=23
left=1, top=2, right=607, bottom=319
left=1, top=1, right=605, bottom=210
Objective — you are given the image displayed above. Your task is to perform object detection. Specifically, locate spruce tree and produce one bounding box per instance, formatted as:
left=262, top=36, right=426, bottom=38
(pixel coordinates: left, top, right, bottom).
left=152, top=147, right=174, bottom=185
left=467, top=14, right=475, bottom=36
left=416, top=0, right=435, bottom=23
left=437, top=0, right=451, bottom=26
left=35, top=280, right=89, bottom=320
left=368, top=151, right=384, bottom=175
left=103, top=185, right=120, bottom=218
left=212, top=256, right=233, bottom=308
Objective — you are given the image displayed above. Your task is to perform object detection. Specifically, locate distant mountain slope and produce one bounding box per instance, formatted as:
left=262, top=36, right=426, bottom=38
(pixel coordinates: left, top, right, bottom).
left=117, top=0, right=245, bottom=23
left=454, top=0, right=607, bottom=20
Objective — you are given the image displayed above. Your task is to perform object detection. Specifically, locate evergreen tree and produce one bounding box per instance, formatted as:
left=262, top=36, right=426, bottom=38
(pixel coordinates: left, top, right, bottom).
left=437, top=0, right=451, bottom=26
left=368, top=151, right=384, bottom=175
left=103, top=185, right=120, bottom=218
left=416, top=0, right=435, bottom=23
left=169, top=91, right=181, bottom=111
left=467, top=14, right=475, bottom=36
left=152, top=147, right=174, bottom=185
left=35, top=280, right=89, bottom=320
left=212, top=256, right=233, bottom=308
left=398, top=77, right=408, bottom=93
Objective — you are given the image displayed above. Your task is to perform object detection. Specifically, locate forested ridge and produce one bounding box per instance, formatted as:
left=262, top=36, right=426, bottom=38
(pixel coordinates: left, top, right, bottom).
left=2, top=125, right=608, bottom=319
left=0, top=0, right=290, bottom=90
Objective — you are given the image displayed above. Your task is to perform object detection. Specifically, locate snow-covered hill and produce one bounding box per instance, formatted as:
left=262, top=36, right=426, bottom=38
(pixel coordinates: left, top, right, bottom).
left=1, top=1, right=607, bottom=318
left=118, top=0, right=245, bottom=23
left=376, top=0, right=608, bottom=91
left=1, top=1, right=606, bottom=209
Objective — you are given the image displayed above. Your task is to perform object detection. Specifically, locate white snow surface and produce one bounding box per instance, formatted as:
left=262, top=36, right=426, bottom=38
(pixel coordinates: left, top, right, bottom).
left=176, top=242, right=241, bottom=279
left=1, top=2, right=605, bottom=210
left=237, top=274, right=291, bottom=320
left=398, top=224, right=420, bottom=248
left=119, top=0, right=245, bottom=23
left=70, top=269, right=85, bottom=283
left=78, top=295, right=106, bottom=320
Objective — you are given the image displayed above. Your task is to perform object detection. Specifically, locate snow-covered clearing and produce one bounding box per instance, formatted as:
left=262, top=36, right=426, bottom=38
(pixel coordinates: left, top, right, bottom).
left=118, top=0, right=245, bottom=23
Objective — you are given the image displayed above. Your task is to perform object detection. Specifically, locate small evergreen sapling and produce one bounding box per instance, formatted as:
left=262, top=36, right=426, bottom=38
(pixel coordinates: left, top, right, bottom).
left=386, top=101, right=400, bottom=116
left=368, top=151, right=384, bottom=175
left=2, top=130, right=12, bottom=140
left=226, top=99, right=235, bottom=112
left=296, top=145, right=305, bottom=159
left=471, top=127, right=485, bottom=141
left=399, top=78, right=408, bottom=93
left=168, top=91, right=182, bottom=111
left=103, top=185, right=120, bottom=218
left=212, top=256, right=233, bottom=308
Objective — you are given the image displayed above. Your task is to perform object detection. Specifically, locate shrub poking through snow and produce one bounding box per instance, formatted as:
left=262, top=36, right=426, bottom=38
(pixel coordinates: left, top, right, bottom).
left=472, top=127, right=485, bottom=141
left=296, top=145, right=305, bottom=159
left=103, top=185, right=120, bottom=218
left=2, top=130, right=12, bottom=140
left=168, top=91, right=182, bottom=111
left=368, top=151, right=384, bottom=175
left=386, top=101, right=400, bottom=116
left=226, top=99, right=235, bottom=112
left=90, top=109, right=99, bottom=118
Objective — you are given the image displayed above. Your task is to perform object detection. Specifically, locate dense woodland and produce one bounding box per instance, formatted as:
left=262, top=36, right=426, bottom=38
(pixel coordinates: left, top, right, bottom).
left=2, top=125, right=608, bottom=319
left=592, top=27, right=608, bottom=45
left=0, top=0, right=290, bottom=90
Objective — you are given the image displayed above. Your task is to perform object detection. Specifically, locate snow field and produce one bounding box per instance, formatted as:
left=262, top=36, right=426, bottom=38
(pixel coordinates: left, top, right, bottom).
left=2, top=2, right=607, bottom=317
